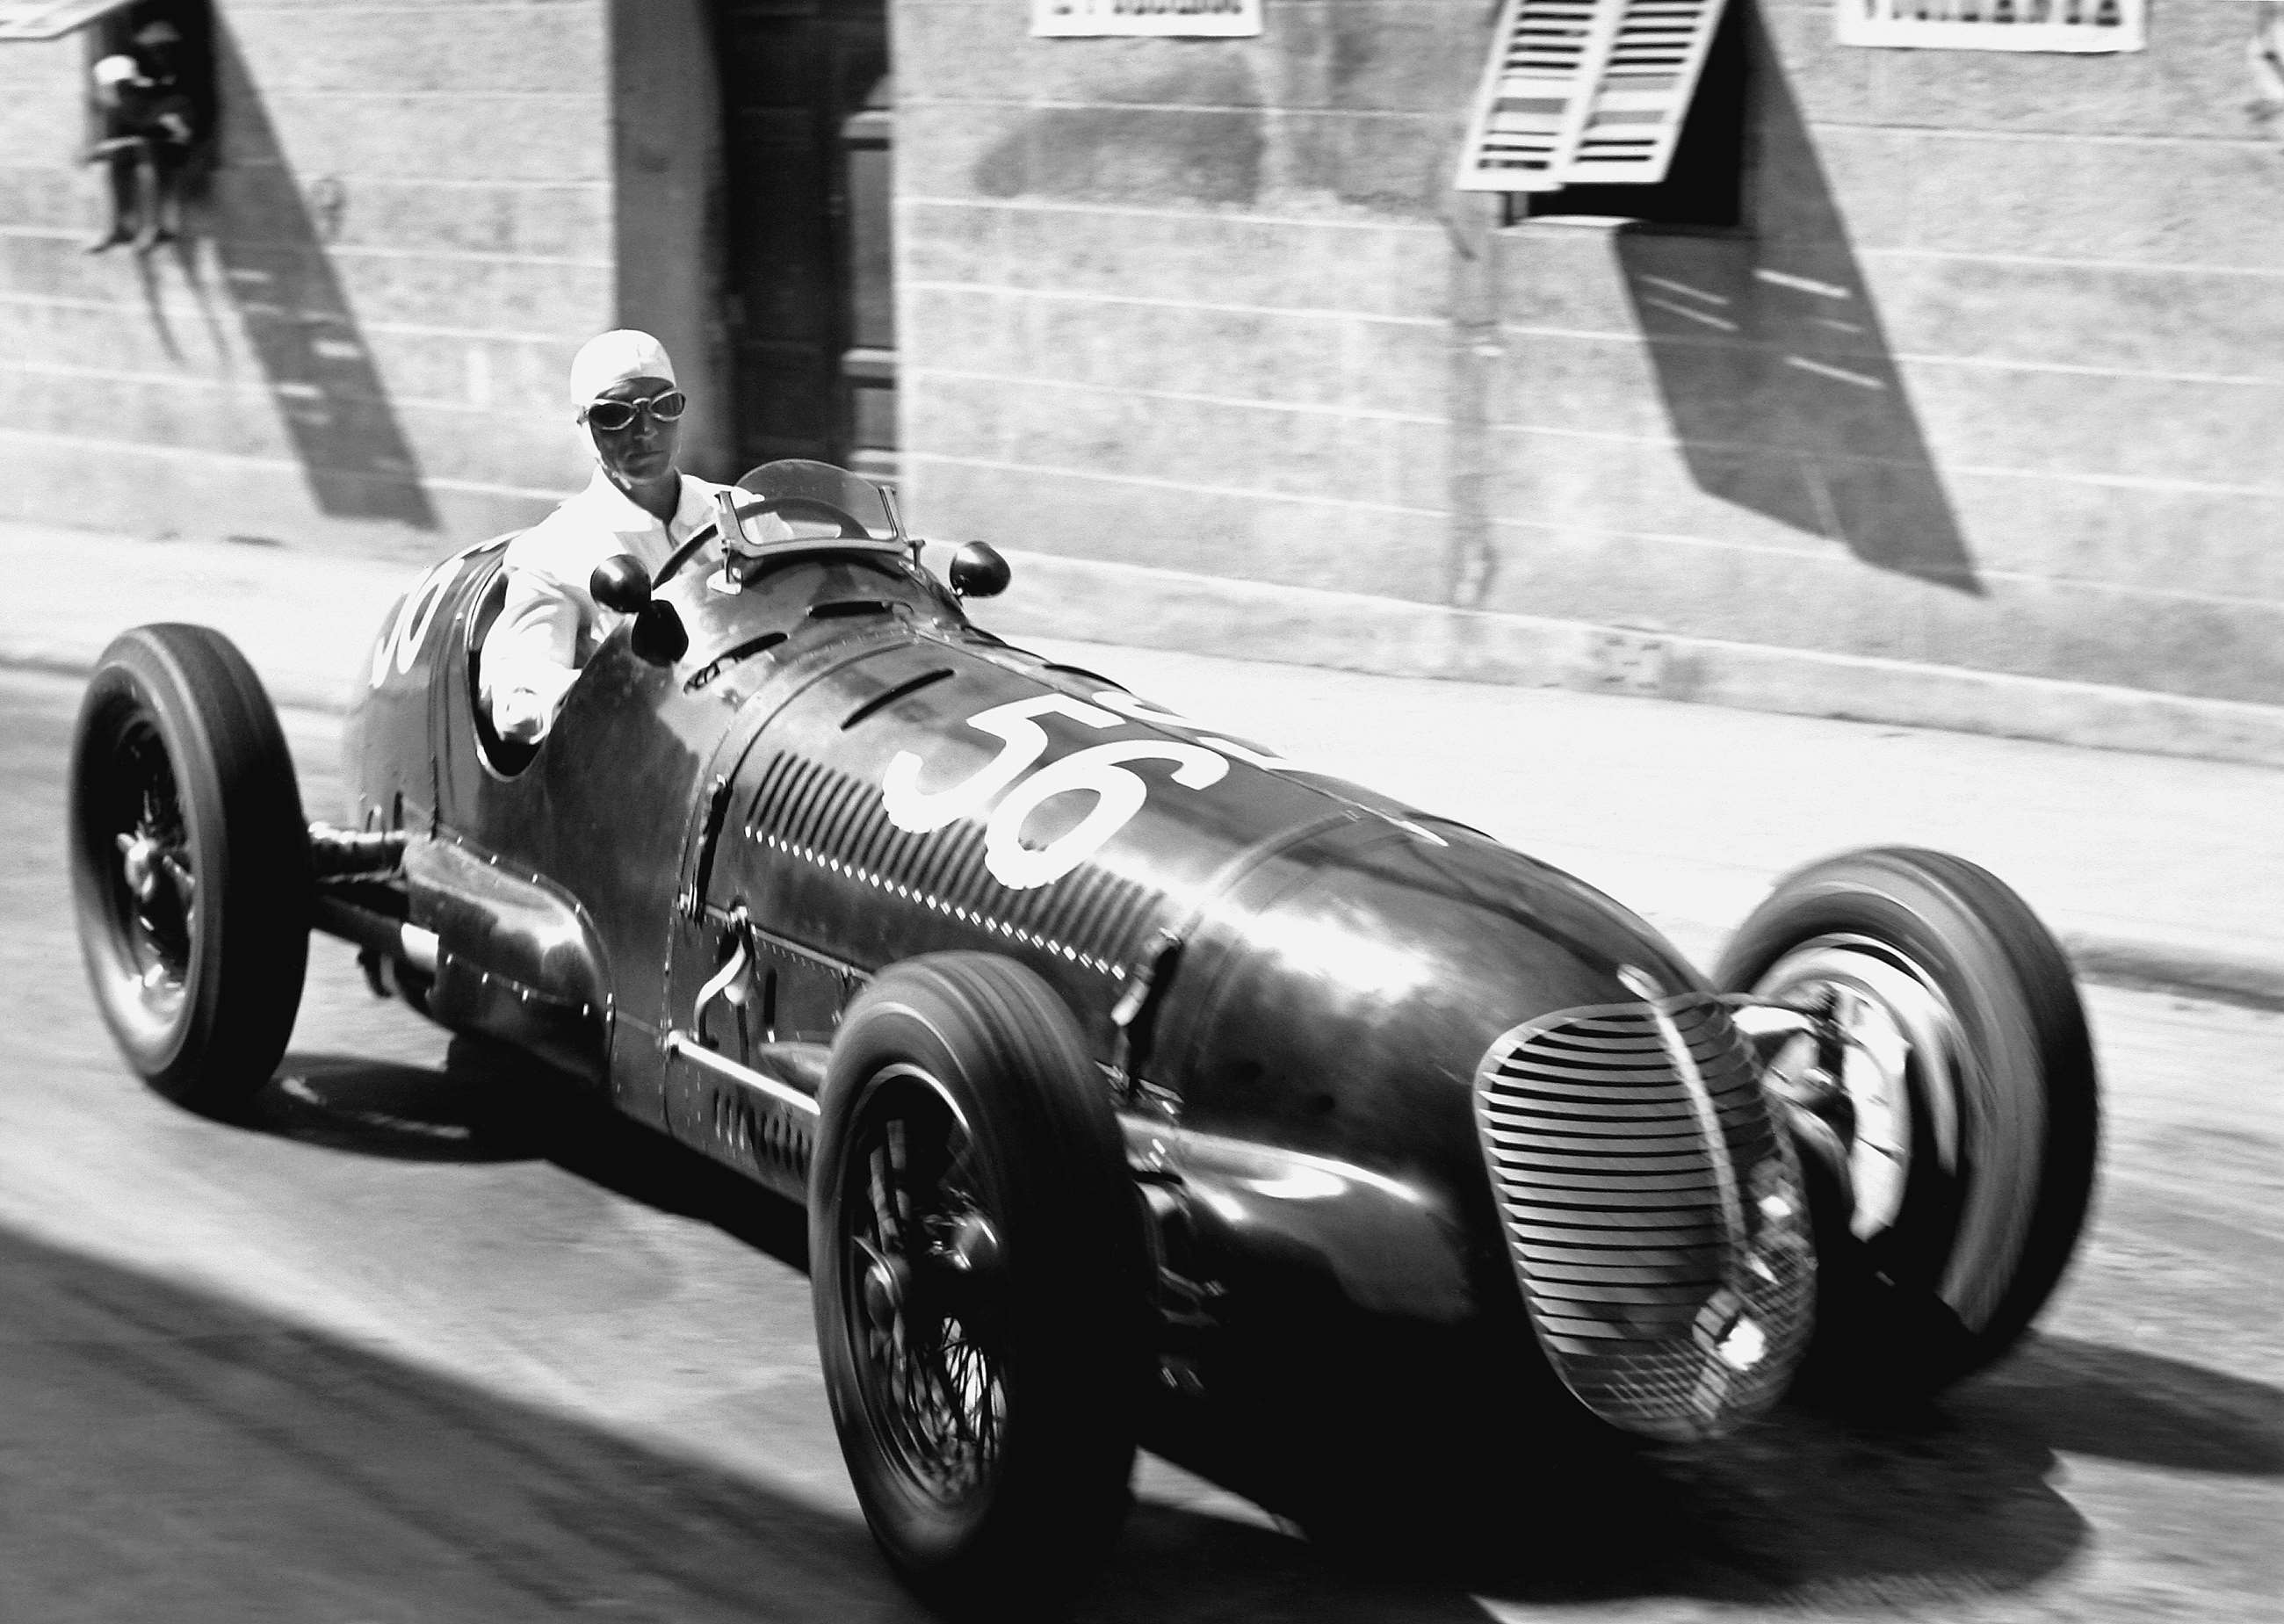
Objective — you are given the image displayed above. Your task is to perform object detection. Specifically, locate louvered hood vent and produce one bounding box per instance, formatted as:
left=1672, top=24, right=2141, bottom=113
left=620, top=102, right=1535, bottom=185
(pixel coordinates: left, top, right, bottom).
left=1472, top=982, right=1813, bottom=1441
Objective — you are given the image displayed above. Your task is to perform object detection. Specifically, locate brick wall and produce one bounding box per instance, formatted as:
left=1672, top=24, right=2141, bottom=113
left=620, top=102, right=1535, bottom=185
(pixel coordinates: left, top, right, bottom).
left=0, top=0, right=618, bottom=559
left=894, top=0, right=1477, bottom=602
left=896, top=0, right=2284, bottom=710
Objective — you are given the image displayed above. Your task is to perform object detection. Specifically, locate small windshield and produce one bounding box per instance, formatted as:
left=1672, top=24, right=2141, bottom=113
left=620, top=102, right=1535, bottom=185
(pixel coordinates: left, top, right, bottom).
left=733, top=458, right=898, bottom=542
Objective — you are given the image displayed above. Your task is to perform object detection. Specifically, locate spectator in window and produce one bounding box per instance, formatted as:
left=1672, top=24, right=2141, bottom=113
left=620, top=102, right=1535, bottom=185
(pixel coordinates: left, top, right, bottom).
left=87, top=22, right=199, bottom=254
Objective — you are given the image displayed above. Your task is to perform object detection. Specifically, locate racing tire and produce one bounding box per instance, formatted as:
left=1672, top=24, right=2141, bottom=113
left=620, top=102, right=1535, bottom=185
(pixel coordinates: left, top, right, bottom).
left=1717, top=847, right=2098, bottom=1404
left=69, top=624, right=310, bottom=1115
left=812, top=953, right=1150, bottom=1619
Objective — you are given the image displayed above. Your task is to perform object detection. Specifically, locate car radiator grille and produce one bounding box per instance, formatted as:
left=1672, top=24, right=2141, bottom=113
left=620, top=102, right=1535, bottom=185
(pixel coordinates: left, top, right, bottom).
left=1473, top=992, right=1814, bottom=1441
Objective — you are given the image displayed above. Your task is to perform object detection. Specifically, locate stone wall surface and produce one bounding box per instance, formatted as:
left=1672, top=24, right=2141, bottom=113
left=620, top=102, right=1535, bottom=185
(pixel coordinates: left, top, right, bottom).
left=0, top=0, right=615, bottom=559
left=893, top=0, right=1476, bottom=614
left=895, top=0, right=2284, bottom=712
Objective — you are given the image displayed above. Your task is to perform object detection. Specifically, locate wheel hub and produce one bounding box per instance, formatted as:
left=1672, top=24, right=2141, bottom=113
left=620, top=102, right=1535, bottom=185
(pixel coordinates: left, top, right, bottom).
left=863, top=1253, right=910, bottom=1331
left=118, top=833, right=163, bottom=903
left=1753, top=936, right=1964, bottom=1242
left=943, top=1211, right=1001, bottom=1276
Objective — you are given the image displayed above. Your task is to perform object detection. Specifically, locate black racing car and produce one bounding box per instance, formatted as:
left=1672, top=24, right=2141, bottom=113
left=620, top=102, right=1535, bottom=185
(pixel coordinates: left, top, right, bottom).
left=69, top=458, right=2098, bottom=1614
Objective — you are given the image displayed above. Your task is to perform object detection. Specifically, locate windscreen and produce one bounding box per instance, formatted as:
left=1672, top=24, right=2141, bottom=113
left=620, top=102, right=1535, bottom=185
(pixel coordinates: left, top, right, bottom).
left=734, top=458, right=898, bottom=541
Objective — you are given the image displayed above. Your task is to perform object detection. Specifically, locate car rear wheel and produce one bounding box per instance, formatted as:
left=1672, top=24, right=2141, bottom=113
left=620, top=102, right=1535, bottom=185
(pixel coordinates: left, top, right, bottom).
left=1717, top=847, right=2098, bottom=1402
left=812, top=952, right=1149, bottom=1617
left=69, top=624, right=310, bottom=1115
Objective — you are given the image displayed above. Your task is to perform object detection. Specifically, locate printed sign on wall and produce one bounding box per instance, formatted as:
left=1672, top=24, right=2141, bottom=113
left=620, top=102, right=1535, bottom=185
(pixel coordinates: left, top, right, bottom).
left=1031, top=0, right=1262, bottom=38
left=1837, top=0, right=2145, bottom=53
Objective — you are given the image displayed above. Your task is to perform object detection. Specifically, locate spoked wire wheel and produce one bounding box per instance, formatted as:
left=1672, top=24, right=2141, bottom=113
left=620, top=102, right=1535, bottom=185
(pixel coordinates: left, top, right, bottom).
left=812, top=953, right=1150, bottom=1618
left=82, top=711, right=199, bottom=1021
left=838, top=1066, right=1010, bottom=1511
left=69, top=625, right=309, bottom=1113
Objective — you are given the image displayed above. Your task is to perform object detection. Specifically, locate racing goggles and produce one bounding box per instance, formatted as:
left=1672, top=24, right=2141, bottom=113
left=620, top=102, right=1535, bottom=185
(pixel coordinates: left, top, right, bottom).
left=583, top=390, right=687, bottom=431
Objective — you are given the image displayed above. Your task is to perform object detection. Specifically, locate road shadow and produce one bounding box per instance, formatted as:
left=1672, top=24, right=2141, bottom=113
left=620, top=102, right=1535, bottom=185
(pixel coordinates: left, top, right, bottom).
left=1962, top=1331, right=2284, bottom=1476
left=255, top=1041, right=810, bottom=1273
left=1613, top=5, right=1977, bottom=592
left=0, top=1221, right=911, bottom=1622
left=254, top=1050, right=528, bottom=1163
left=204, top=15, right=437, bottom=528
left=1312, top=1331, right=2280, bottom=1614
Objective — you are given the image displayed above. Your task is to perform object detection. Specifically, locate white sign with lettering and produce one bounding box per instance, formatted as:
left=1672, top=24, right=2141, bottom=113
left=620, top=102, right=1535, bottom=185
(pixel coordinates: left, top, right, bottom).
left=1836, top=0, right=2144, bottom=52
left=1031, top=0, right=1262, bottom=38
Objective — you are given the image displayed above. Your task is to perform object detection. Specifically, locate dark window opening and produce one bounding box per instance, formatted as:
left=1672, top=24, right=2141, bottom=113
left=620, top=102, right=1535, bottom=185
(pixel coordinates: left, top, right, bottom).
left=82, top=0, right=215, bottom=250
left=1513, top=0, right=1748, bottom=232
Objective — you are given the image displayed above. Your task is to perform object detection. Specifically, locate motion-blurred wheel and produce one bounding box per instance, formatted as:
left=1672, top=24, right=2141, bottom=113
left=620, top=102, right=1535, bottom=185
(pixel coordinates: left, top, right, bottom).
left=69, top=624, right=310, bottom=1115
left=812, top=953, right=1150, bottom=1617
left=1719, top=847, right=2098, bottom=1400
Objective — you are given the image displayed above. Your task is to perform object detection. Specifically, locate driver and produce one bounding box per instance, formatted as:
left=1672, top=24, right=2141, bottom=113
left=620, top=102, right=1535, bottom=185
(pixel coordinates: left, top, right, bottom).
left=481, top=329, right=729, bottom=745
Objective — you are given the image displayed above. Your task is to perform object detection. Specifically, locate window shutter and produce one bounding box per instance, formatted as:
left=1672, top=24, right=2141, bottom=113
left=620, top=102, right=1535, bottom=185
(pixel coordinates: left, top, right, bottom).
left=1455, top=0, right=1731, bottom=193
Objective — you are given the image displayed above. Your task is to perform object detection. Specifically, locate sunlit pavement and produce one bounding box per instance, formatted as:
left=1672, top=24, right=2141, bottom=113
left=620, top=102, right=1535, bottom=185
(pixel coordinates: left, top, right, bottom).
left=3, top=666, right=2279, bottom=1622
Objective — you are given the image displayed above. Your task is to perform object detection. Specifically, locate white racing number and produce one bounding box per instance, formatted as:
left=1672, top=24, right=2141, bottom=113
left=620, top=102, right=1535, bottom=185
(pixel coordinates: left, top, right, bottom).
left=882, top=693, right=1232, bottom=890
left=368, top=555, right=465, bottom=686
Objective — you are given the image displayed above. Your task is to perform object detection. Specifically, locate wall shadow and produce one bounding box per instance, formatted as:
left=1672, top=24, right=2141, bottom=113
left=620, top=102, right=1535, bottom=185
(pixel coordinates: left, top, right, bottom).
left=1614, top=5, right=1977, bottom=591
left=204, top=18, right=435, bottom=528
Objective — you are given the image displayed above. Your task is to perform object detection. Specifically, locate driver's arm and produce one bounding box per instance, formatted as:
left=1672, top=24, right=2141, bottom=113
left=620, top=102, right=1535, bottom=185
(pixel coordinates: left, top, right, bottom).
left=481, top=555, right=589, bottom=745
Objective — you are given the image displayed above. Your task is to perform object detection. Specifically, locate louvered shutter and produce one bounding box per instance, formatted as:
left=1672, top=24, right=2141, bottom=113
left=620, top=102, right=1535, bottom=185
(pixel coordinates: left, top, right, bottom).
left=1456, top=0, right=1731, bottom=192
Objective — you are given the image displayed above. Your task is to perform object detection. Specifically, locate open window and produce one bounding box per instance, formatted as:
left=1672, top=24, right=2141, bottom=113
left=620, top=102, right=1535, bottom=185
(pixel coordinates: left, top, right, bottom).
left=1455, top=0, right=1741, bottom=225
left=0, top=0, right=217, bottom=249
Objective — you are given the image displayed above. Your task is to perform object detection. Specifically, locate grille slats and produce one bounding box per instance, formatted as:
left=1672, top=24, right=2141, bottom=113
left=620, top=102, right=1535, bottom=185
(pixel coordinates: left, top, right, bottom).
left=1474, top=993, right=1816, bottom=1442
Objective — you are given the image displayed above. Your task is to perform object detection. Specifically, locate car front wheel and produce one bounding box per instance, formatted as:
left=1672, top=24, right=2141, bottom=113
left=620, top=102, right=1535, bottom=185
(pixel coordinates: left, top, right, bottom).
left=1719, top=847, right=2099, bottom=1402
left=811, top=952, right=1151, bottom=1617
left=69, top=624, right=310, bottom=1115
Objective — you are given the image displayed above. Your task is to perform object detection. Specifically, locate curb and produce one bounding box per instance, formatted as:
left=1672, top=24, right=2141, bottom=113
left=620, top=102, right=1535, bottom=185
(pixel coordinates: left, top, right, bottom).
left=2060, top=934, right=2284, bottom=1015
left=986, top=550, right=2284, bottom=771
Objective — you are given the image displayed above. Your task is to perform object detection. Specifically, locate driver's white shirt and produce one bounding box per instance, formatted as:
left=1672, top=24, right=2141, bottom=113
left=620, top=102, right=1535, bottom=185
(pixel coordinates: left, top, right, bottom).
left=481, top=467, right=728, bottom=744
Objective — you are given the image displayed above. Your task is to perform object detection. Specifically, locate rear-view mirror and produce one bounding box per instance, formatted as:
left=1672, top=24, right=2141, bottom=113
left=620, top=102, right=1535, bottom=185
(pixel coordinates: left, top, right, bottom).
left=949, top=542, right=1010, bottom=600
left=590, top=553, right=652, bottom=615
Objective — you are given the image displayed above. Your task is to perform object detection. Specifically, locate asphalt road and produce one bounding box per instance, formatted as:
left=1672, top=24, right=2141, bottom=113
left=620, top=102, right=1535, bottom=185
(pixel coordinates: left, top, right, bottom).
left=3, top=665, right=2278, bottom=1624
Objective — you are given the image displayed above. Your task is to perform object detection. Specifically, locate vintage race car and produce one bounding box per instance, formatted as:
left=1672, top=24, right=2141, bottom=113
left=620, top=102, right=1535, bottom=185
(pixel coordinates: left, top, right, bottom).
left=69, top=459, right=2098, bottom=1613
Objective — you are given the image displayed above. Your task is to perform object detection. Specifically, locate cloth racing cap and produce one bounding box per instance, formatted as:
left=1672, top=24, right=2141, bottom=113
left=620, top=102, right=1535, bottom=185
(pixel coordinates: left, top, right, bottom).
left=92, top=54, right=148, bottom=90
left=569, top=329, right=676, bottom=412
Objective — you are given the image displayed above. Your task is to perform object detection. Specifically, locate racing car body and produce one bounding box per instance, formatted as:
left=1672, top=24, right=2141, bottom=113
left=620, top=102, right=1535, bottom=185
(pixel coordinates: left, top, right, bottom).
left=70, top=460, right=2098, bottom=1613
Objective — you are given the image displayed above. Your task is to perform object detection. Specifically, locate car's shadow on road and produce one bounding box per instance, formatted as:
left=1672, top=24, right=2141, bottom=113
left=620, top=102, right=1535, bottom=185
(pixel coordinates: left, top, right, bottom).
left=241, top=1050, right=2280, bottom=1619
left=1122, top=1329, right=2278, bottom=1620
left=257, top=1043, right=812, bottom=1270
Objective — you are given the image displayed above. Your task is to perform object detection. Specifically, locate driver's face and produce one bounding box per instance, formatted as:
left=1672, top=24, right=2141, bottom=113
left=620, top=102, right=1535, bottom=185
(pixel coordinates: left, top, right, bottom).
left=585, top=374, right=680, bottom=487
